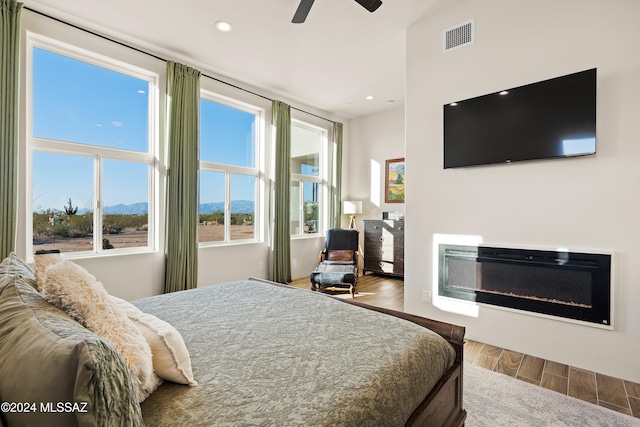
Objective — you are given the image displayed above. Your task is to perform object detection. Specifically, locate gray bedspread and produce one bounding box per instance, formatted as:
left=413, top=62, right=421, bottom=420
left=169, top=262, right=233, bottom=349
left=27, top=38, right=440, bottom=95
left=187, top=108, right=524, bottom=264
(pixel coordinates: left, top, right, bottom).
left=135, top=280, right=455, bottom=427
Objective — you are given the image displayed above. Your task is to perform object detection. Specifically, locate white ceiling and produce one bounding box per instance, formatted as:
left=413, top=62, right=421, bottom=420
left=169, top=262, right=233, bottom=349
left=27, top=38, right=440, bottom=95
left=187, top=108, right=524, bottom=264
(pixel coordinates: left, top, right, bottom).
left=22, top=0, right=467, bottom=119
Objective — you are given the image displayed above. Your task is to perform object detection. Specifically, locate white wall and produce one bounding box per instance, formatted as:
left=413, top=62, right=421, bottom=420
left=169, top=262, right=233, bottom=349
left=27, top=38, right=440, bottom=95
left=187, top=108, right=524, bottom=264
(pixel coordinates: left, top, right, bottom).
left=405, top=0, right=640, bottom=382
left=344, top=107, right=406, bottom=226
left=290, top=236, right=325, bottom=280
left=71, top=252, right=165, bottom=300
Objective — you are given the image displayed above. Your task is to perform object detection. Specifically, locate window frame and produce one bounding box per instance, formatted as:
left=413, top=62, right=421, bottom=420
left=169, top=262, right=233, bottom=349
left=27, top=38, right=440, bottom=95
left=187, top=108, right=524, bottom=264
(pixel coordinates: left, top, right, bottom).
left=26, top=35, right=159, bottom=257
left=290, top=119, right=329, bottom=238
left=198, top=90, right=264, bottom=246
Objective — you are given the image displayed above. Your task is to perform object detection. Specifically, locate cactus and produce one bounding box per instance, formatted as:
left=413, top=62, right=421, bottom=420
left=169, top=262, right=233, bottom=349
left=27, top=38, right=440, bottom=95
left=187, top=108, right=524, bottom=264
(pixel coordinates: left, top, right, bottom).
left=63, top=198, right=78, bottom=216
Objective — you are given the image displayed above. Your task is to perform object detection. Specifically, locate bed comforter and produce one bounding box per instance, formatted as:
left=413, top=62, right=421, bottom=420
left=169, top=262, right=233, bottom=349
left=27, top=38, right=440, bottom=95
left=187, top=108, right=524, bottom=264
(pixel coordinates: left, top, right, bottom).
left=136, top=280, right=455, bottom=426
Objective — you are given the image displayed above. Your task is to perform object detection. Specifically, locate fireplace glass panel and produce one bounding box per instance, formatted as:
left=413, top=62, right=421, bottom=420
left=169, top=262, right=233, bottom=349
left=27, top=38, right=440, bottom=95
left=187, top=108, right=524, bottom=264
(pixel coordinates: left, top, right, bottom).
left=478, top=262, right=593, bottom=308
left=447, top=258, right=477, bottom=291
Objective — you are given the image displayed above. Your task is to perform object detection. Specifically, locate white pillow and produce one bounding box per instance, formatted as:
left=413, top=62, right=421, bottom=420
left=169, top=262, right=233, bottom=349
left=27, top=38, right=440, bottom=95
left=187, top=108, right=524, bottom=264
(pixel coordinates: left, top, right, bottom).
left=110, top=296, right=197, bottom=386
left=41, top=260, right=161, bottom=402
left=33, top=250, right=60, bottom=292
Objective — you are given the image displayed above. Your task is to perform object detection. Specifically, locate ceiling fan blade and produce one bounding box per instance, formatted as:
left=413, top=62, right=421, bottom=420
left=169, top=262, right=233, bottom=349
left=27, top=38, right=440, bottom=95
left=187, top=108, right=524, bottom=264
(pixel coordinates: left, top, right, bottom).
left=354, top=0, right=382, bottom=13
left=292, top=0, right=315, bottom=23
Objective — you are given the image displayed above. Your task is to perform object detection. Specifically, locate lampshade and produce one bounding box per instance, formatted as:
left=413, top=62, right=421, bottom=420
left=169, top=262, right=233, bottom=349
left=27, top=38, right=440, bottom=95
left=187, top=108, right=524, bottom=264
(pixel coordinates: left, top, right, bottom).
left=343, top=200, right=362, bottom=215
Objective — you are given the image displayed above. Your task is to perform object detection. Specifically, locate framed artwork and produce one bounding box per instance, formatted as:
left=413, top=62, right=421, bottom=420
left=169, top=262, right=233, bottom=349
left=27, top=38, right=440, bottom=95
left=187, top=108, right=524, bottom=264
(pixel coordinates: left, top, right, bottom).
left=385, top=158, right=405, bottom=203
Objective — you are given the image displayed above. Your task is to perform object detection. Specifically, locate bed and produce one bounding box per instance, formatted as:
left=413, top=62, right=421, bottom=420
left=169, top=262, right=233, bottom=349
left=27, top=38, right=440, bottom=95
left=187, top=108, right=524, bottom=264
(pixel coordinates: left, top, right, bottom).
left=0, top=252, right=465, bottom=427
left=136, top=278, right=466, bottom=427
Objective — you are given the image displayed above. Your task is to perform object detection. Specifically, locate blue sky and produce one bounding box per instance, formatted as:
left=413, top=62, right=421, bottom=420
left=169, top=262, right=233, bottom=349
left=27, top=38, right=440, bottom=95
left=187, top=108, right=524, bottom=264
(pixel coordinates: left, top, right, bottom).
left=33, top=48, right=149, bottom=152
left=32, top=47, right=256, bottom=213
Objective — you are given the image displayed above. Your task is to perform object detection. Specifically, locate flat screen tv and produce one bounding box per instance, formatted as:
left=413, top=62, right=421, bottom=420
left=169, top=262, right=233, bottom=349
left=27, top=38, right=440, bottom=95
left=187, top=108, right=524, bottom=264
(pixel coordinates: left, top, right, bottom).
left=443, top=68, right=597, bottom=169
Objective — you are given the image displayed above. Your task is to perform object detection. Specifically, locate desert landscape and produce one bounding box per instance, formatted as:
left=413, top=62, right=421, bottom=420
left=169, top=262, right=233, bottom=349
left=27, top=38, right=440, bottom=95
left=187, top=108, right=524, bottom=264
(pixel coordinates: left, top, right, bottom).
left=33, top=224, right=255, bottom=253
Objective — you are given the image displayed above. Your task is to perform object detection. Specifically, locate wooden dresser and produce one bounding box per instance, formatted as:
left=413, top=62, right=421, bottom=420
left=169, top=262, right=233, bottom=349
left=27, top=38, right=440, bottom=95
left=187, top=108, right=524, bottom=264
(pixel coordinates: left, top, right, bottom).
left=363, top=220, right=404, bottom=277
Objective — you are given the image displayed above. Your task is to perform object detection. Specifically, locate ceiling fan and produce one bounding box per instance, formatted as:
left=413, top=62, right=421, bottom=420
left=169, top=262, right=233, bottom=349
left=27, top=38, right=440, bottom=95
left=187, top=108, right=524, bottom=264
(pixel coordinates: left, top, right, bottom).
left=292, top=0, right=383, bottom=23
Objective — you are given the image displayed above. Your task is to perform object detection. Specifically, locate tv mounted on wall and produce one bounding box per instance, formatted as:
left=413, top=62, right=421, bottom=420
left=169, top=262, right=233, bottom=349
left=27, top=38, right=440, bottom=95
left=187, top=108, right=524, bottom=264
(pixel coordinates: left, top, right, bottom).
left=443, top=68, right=597, bottom=169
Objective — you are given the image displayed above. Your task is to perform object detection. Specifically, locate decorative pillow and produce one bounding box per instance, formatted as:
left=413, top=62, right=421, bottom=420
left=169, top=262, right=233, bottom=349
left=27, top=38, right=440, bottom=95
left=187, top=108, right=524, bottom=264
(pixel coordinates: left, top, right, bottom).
left=111, top=296, right=197, bottom=386
left=327, top=249, right=355, bottom=261
left=0, top=277, right=143, bottom=426
left=33, top=249, right=61, bottom=292
left=0, top=252, right=36, bottom=293
left=41, top=260, right=161, bottom=402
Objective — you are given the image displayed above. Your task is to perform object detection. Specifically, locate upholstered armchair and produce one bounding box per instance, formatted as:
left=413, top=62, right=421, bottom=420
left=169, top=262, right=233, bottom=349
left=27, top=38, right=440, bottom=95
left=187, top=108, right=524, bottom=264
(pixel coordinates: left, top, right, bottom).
left=310, top=228, right=359, bottom=297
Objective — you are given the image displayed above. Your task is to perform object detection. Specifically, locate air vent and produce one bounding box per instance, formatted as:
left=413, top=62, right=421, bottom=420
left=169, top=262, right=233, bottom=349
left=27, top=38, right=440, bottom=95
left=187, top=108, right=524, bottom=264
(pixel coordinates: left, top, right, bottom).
left=443, top=19, right=475, bottom=52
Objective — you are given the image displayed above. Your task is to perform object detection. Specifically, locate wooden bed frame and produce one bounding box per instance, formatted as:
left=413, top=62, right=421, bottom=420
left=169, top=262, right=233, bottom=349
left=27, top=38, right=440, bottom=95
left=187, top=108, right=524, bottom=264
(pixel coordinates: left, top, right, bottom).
left=251, top=278, right=467, bottom=427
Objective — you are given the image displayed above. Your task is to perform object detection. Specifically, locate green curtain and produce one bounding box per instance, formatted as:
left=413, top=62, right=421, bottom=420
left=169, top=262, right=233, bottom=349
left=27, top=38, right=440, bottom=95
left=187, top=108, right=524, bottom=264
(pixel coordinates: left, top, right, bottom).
left=164, top=61, right=201, bottom=293
left=328, top=122, right=343, bottom=229
left=0, top=0, right=21, bottom=260
left=272, top=100, right=291, bottom=283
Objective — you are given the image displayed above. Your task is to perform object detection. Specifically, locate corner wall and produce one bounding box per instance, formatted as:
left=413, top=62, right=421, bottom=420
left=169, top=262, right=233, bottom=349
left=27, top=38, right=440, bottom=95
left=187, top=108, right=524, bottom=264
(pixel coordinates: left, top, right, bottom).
left=405, top=0, right=640, bottom=382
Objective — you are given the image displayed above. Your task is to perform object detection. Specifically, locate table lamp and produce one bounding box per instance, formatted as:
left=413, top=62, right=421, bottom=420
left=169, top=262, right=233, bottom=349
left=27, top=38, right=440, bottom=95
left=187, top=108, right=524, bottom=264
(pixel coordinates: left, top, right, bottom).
left=343, top=200, right=362, bottom=229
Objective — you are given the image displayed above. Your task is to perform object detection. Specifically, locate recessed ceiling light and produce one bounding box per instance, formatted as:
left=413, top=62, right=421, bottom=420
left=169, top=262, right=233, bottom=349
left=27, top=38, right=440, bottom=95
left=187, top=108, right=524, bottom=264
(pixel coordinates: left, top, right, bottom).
left=365, top=95, right=374, bottom=100
left=450, top=102, right=458, bottom=106
left=499, top=91, right=509, bottom=95
left=215, top=21, right=233, bottom=32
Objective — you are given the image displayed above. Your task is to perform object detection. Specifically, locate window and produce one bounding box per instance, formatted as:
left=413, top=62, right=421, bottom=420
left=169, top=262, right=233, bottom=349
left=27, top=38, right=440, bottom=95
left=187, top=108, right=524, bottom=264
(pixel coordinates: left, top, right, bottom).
left=199, top=93, right=261, bottom=244
left=29, top=44, right=157, bottom=255
left=290, top=120, right=327, bottom=236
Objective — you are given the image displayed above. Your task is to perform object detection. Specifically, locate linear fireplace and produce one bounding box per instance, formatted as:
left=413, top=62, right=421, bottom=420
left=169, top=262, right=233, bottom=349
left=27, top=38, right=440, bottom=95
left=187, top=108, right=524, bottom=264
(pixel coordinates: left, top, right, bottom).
left=438, top=244, right=612, bottom=327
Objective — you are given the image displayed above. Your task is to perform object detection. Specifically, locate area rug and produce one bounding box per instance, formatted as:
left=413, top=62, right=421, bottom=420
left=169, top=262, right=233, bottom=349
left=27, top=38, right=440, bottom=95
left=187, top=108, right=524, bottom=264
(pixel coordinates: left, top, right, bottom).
left=464, top=362, right=640, bottom=426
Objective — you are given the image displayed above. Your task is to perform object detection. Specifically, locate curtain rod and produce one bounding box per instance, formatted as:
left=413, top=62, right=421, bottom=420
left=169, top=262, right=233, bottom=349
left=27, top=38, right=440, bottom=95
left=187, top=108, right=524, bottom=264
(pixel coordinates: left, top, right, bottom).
left=23, top=6, right=338, bottom=125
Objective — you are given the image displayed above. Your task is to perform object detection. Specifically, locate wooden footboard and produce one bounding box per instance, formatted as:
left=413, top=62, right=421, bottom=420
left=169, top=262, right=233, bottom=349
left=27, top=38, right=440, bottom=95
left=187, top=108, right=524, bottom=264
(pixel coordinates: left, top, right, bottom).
left=406, top=363, right=466, bottom=427
left=248, top=277, right=467, bottom=427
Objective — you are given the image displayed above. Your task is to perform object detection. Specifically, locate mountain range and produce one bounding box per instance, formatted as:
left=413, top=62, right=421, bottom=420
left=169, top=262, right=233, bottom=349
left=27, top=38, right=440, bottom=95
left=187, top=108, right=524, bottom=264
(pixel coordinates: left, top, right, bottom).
left=78, top=200, right=255, bottom=215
